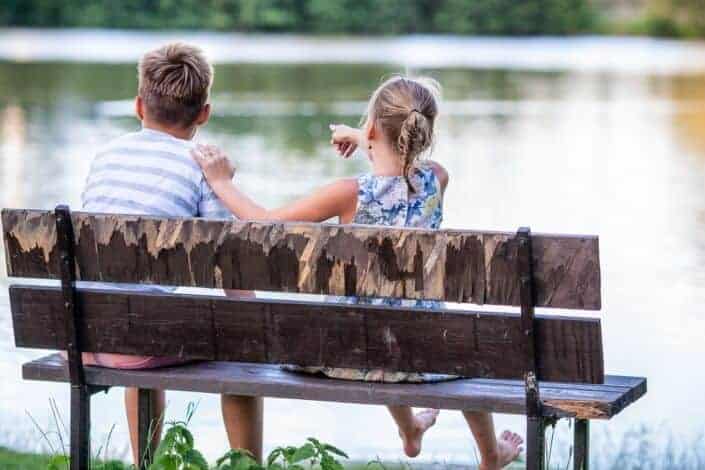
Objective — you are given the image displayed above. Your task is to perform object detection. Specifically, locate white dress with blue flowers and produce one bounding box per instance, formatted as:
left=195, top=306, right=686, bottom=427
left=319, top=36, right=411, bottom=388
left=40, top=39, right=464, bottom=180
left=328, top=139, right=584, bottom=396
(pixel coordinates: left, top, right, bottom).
left=287, top=163, right=458, bottom=383
left=353, top=163, right=443, bottom=230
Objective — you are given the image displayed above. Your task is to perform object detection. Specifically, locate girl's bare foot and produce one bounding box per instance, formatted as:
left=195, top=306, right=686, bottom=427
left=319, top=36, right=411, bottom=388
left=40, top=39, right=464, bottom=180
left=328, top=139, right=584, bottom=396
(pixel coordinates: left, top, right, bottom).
left=398, top=409, right=439, bottom=458
left=480, top=430, right=524, bottom=470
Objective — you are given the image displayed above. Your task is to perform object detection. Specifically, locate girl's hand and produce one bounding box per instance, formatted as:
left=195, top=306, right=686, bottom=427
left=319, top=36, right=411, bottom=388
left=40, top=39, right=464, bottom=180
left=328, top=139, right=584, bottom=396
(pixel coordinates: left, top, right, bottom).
left=330, top=124, right=361, bottom=159
left=191, top=144, right=235, bottom=186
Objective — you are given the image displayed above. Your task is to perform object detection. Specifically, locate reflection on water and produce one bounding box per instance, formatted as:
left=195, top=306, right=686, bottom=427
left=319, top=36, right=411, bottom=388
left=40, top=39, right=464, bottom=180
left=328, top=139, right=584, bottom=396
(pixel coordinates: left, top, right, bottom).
left=1, top=37, right=705, bottom=465
left=1, top=105, right=26, bottom=208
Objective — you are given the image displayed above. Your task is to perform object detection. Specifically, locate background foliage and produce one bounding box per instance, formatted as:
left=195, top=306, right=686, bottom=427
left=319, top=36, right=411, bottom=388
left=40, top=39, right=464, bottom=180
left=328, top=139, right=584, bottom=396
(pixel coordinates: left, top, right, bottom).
left=0, top=0, right=598, bottom=35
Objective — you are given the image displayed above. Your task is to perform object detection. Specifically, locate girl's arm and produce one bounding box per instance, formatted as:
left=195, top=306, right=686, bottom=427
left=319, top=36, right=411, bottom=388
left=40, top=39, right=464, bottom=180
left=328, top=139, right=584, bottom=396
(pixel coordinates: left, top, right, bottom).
left=192, top=144, right=358, bottom=223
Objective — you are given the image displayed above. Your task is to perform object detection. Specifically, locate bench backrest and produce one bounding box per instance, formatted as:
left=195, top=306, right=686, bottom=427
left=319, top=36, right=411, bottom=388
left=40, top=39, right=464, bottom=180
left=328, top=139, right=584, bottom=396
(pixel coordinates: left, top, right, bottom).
left=3, top=208, right=604, bottom=383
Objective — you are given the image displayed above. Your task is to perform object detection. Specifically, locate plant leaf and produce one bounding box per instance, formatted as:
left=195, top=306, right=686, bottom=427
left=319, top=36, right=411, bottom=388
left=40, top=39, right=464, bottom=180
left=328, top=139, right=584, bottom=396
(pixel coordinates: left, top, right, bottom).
left=306, top=437, right=322, bottom=450
left=282, top=446, right=298, bottom=464
left=149, top=453, right=180, bottom=470
left=290, top=444, right=316, bottom=463
left=183, top=448, right=209, bottom=470
left=47, top=455, right=70, bottom=470
left=267, top=448, right=283, bottom=467
left=218, top=449, right=252, bottom=468
left=324, top=444, right=349, bottom=459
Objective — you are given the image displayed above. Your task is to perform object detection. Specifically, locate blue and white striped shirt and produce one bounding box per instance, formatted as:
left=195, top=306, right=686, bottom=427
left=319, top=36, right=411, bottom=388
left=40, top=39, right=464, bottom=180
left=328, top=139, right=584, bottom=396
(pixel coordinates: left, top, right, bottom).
left=82, top=128, right=231, bottom=219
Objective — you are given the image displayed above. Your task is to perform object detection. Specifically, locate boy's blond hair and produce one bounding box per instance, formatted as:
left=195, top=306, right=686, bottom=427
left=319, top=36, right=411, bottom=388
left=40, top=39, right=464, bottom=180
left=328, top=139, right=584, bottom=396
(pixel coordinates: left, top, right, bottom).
left=138, top=42, right=213, bottom=128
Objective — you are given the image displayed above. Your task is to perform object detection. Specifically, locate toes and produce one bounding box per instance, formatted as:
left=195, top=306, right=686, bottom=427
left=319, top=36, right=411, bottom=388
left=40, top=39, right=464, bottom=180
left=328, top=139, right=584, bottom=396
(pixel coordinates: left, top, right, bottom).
left=500, top=430, right=511, bottom=440
left=418, top=409, right=439, bottom=422
left=416, top=409, right=439, bottom=429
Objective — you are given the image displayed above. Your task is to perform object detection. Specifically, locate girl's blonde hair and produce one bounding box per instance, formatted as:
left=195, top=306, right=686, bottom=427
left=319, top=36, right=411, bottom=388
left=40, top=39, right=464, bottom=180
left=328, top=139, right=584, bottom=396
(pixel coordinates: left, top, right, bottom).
left=363, top=75, right=441, bottom=191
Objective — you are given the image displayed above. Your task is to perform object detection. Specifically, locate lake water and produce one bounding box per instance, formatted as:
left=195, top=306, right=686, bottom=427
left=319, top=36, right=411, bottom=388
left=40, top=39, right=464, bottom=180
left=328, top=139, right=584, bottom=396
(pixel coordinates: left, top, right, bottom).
left=1, top=30, right=705, bottom=467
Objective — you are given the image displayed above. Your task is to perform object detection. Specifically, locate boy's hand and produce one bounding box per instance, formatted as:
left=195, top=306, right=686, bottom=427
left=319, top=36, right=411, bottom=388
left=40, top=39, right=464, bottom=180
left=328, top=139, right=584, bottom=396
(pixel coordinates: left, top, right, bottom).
left=191, top=144, right=236, bottom=186
left=330, top=124, right=361, bottom=159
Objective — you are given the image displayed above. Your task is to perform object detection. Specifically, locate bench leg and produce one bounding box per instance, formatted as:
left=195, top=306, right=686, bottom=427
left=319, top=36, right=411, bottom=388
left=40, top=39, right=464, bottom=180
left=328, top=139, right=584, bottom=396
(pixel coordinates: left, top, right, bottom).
left=525, top=416, right=546, bottom=470
left=70, top=385, right=91, bottom=470
left=137, top=388, right=159, bottom=470
left=573, top=419, right=590, bottom=470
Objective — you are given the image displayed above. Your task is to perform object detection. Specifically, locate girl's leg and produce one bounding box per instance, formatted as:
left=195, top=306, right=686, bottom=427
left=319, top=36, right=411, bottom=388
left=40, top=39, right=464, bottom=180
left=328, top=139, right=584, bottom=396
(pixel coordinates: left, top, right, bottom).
left=221, top=395, right=264, bottom=462
left=126, top=387, right=165, bottom=466
left=462, top=411, right=523, bottom=470
left=387, top=406, right=439, bottom=457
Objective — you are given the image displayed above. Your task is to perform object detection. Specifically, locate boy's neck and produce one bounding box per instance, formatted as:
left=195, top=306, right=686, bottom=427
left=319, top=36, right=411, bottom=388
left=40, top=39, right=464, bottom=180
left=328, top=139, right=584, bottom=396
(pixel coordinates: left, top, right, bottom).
left=142, top=120, right=197, bottom=141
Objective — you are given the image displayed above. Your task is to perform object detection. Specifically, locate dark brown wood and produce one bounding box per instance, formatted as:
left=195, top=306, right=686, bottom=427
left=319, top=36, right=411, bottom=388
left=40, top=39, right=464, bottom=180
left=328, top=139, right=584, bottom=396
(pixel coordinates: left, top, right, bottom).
left=55, top=205, right=84, bottom=386
left=2, top=209, right=602, bottom=310
left=10, top=285, right=605, bottom=383
left=70, top=384, right=91, bottom=470
left=137, top=389, right=157, bottom=470
left=574, top=419, right=590, bottom=470
left=22, top=354, right=646, bottom=420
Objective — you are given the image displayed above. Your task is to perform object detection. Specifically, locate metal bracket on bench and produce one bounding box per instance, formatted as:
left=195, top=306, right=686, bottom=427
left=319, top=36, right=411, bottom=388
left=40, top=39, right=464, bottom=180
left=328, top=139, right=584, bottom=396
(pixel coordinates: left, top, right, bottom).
left=517, top=227, right=540, bottom=409
left=57, top=205, right=96, bottom=470
left=89, top=385, right=111, bottom=395
left=518, top=227, right=546, bottom=469
left=55, top=205, right=85, bottom=387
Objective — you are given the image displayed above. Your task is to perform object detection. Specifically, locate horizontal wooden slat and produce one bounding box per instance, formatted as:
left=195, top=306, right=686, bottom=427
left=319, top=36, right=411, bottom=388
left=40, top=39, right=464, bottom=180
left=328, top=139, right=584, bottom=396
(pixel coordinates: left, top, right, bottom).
left=22, top=354, right=643, bottom=419
left=2, top=209, right=601, bottom=309
left=10, top=284, right=604, bottom=383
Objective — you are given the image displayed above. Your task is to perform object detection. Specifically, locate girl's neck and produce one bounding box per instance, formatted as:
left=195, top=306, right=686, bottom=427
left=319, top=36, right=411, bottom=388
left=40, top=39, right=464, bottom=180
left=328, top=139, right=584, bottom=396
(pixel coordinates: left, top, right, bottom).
left=371, top=146, right=404, bottom=177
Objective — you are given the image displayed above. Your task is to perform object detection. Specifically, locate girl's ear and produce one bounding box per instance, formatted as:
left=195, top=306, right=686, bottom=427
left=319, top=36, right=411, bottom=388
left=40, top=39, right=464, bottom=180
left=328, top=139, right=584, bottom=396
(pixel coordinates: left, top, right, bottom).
left=365, top=119, right=377, bottom=142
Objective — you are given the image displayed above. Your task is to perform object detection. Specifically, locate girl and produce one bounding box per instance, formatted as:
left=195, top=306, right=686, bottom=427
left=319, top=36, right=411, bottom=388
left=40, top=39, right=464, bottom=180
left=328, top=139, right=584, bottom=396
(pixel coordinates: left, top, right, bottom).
left=192, top=76, right=523, bottom=470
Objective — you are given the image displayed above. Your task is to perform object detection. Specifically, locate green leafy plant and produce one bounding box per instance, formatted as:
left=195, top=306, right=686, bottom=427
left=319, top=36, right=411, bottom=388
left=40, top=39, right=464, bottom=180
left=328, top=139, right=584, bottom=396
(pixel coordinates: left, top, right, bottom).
left=32, top=400, right=350, bottom=470
left=46, top=455, right=70, bottom=470
left=148, top=402, right=207, bottom=470
left=217, top=438, right=348, bottom=470
left=216, top=450, right=260, bottom=470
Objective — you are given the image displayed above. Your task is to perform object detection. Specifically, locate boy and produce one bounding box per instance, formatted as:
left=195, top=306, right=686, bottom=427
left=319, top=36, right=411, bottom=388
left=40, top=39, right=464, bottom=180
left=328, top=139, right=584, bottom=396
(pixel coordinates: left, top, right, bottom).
left=81, top=42, right=262, bottom=464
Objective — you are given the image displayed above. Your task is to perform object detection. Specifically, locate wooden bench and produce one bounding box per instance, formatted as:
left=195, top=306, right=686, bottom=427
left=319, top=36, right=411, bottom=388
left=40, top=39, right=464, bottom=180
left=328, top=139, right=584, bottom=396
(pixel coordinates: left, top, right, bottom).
left=3, top=207, right=646, bottom=470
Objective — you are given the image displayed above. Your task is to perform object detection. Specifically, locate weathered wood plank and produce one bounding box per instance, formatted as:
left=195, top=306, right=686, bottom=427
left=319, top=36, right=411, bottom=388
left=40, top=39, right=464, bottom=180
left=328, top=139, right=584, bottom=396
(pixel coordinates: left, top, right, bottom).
left=10, top=285, right=604, bottom=383
left=2, top=209, right=601, bottom=309
left=22, top=354, right=645, bottom=420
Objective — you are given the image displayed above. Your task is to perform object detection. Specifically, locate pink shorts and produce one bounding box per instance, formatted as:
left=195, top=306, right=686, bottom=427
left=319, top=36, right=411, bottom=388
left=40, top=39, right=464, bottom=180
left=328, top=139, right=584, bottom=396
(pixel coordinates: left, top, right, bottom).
left=60, top=352, right=188, bottom=370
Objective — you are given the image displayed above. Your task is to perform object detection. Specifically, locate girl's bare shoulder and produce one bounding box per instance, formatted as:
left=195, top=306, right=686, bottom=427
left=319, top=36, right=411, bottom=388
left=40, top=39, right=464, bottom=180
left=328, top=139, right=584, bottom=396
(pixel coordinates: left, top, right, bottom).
left=426, top=160, right=449, bottom=190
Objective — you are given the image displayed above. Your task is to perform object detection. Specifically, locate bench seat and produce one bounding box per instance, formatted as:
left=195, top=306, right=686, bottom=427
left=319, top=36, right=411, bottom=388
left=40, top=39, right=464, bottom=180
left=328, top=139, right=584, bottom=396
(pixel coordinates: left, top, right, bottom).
left=24, top=354, right=645, bottom=420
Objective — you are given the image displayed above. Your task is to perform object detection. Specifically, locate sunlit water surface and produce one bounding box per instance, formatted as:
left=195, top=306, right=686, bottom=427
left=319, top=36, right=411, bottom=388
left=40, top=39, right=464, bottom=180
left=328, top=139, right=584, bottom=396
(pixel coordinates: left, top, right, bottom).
left=1, top=30, right=704, bottom=466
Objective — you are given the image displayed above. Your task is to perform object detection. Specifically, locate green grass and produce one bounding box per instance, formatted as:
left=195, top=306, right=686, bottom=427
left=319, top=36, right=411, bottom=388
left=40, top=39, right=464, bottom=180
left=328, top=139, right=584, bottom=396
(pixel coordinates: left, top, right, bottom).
left=0, top=446, right=53, bottom=470
left=0, top=450, right=523, bottom=470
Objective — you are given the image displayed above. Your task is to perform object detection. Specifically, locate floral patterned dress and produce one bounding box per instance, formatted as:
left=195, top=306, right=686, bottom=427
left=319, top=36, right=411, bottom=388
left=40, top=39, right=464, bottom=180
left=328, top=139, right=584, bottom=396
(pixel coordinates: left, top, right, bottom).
left=286, top=163, right=457, bottom=383
left=353, top=163, right=443, bottom=230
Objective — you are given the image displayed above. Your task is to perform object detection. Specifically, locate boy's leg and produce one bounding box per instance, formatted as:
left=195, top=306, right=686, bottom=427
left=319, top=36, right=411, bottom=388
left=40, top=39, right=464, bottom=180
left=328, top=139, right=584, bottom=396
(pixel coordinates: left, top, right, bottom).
left=387, top=406, right=439, bottom=458
left=462, top=411, right=523, bottom=470
left=125, top=387, right=165, bottom=466
left=221, top=395, right=264, bottom=462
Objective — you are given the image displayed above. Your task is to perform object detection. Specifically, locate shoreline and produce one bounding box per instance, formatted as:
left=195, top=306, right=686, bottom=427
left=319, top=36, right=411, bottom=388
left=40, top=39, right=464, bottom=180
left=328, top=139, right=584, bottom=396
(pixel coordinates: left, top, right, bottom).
left=1, top=28, right=705, bottom=75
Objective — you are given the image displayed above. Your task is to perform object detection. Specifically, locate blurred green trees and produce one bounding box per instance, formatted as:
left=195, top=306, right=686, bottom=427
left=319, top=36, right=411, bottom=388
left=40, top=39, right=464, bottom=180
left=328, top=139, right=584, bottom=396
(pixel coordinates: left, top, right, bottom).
left=0, top=0, right=597, bottom=35
left=602, top=0, right=705, bottom=38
